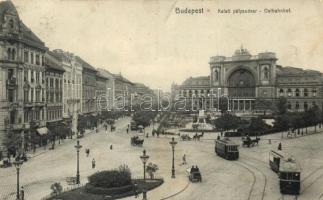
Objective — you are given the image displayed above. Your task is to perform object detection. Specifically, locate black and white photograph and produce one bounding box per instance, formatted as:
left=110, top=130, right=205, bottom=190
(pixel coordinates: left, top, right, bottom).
left=0, top=0, right=323, bottom=199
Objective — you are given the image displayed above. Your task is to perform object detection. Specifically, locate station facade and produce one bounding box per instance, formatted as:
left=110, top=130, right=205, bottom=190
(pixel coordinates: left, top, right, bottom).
left=171, top=47, right=323, bottom=113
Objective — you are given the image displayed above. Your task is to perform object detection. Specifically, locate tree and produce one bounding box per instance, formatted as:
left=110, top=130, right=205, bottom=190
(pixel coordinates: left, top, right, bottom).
left=273, top=114, right=290, bottom=132
left=255, top=99, right=274, bottom=115
left=249, top=117, right=268, bottom=133
left=214, top=114, right=240, bottom=133
left=146, top=162, right=159, bottom=179
left=219, top=96, right=229, bottom=115
left=276, top=97, right=288, bottom=115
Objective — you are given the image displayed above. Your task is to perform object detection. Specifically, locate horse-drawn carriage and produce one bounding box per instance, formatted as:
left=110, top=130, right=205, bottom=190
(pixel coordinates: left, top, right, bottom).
left=186, top=166, right=202, bottom=182
left=180, top=134, right=192, bottom=141
left=242, top=136, right=260, bottom=147
left=130, top=136, right=144, bottom=146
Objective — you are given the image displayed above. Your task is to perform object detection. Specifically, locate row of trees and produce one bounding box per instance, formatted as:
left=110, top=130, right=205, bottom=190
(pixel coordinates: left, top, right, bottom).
left=214, top=97, right=322, bottom=135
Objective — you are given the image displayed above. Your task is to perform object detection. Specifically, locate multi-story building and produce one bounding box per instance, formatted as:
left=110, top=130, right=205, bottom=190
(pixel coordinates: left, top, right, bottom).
left=44, top=52, right=64, bottom=137
left=113, top=73, right=134, bottom=110
left=77, top=57, right=97, bottom=116
left=172, top=47, right=323, bottom=113
left=0, top=1, right=48, bottom=157
left=96, top=72, right=108, bottom=113
left=97, top=68, right=115, bottom=110
left=51, top=50, right=82, bottom=134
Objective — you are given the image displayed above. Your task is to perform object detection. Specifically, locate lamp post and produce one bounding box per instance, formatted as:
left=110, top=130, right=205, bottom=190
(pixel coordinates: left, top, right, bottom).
left=74, top=140, right=82, bottom=184
left=140, top=149, right=149, bottom=181
left=13, top=160, right=23, bottom=200
left=169, top=137, right=177, bottom=178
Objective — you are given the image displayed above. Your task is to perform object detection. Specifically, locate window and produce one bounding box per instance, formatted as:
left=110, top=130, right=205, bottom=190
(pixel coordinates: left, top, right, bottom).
left=31, top=70, right=34, bottom=83
left=8, top=89, right=14, bottom=102
left=7, top=48, right=11, bottom=60
left=24, top=51, right=29, bottom=62
left=50, top=78, right=54, bottom=88
left=287, top=102, right=291, bottom=109
left=36, top=90, right=40, bottom=102
left=10, top=111, right=15, bottom=124
left=24, top=111, right=28, bottom=123
left=287, top=89, right=292, bottom=97
left=55, top=79, right=59, bottom=89
left=295, top=89, right=300, bottom=97
left=24, top=90, right=28, bottom=102
left=30, top=52, right=34, bottom=64
left=24, top=70, right=28, bottom=82
left=304, top=88, right=308, bottom=97
left=279, top=89, right=284, bottom=97
left=36, top=55, right=40, bottom=65
left=31, top=88, right=34, bottom=102
left=312, top=89, right=317, bottom=97
left=36, top=71, right=40, bottom=83
left=295, top=101, right=299, bottom=110
left=9, top=19, right=14, bottom=29
left=304, top=102, right=308, bottom=111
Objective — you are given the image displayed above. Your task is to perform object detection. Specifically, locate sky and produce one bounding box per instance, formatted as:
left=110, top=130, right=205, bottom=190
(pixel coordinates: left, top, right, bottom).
left=8, top=0, right=323, bottom=91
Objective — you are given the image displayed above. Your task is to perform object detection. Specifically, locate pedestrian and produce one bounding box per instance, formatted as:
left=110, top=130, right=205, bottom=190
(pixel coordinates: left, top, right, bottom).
left=134, top=183, right=138, bottom=198
left=182, top=154, right=187, bottom=165
left=20, top=186, right=24, bottom=200
left=110, top=144, right=113, bottom=150
left=92, top=158, right=96, bottom=169
left=127, top=128, right=129, bottom=134
left=278, top=142, right=282, bottom=151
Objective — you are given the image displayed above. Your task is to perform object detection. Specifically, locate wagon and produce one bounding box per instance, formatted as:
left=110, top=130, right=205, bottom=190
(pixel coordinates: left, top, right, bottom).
left=186, top=166, right=202, bottom=182
left=131, top=136, right=144, bottom=146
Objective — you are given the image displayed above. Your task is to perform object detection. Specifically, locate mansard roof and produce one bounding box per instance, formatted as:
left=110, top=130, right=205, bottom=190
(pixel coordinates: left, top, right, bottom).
left=182, top=76, right=210, bottom=86
left=45, top=52, right=65, bottom=72
left=0, top=0, right=46, bottom=50
left=276, top=65, right=321, bottom=76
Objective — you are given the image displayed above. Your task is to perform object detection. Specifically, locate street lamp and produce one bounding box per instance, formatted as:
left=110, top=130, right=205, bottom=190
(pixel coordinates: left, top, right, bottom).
left=13, top=160, right=23, bottom=200
left=169, top=137, right=177, bottom=178
left=140, top=149, right=149, bottom=181
left=74, top=140, right=82, bottom=184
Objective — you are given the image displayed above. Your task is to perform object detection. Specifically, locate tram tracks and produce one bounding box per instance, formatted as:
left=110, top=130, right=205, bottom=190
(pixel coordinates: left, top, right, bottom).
left=236, top=158, right=267, bottom=200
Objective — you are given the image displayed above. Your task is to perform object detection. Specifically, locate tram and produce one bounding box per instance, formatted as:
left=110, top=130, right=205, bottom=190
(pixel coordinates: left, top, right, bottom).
left=279, top=158, right=301, bottom=194
left=269, top=150, right=287, bottom=172
left=215, top=137, right=239, bottom=160
left=269, top=150, right=301, bottom=194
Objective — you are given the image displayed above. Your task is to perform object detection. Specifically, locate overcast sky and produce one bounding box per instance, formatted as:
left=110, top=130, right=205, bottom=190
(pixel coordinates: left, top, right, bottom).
left=9, top=0, right=323, bottom=91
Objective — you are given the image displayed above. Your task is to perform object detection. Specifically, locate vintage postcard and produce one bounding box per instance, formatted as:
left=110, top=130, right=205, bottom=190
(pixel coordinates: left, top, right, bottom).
left=0, top=0, right=323, bottom=200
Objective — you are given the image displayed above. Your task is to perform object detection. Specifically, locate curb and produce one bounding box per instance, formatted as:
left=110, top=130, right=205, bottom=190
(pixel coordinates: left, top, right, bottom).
left=159, top=181, right=190, bottom=200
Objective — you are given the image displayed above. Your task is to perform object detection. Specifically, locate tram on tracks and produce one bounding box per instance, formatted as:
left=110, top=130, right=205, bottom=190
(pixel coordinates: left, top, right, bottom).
left=269, top=150, right=301, bottom=194
left=215, top=137, right=239, bottom=160
left=279, top=158, right=301, bottom=194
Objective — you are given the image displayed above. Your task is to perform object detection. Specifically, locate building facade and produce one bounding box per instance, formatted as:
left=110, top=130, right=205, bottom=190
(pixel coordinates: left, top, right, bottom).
left=0, top=1, right=48, bottom=157
left=51, top=50, right=82, bottom=134
left=172, top=47, right=323, bottom=113
left=77, top=57, right=97, bottom=116
left=44, top=52, right=64, bottom=138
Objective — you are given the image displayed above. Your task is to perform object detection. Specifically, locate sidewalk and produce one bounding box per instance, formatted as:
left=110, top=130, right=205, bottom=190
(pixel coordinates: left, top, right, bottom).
left=25, top=125, right=104, bottom=160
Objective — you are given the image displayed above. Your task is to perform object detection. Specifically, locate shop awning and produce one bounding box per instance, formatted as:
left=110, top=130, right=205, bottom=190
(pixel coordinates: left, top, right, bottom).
left=36, top=127, right=49, bottom=135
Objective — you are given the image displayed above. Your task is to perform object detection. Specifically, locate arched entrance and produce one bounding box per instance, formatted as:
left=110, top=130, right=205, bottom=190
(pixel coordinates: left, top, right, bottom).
left=227, top=69, right=256, bottom=111
left=228, top=69, right=255, bottom=98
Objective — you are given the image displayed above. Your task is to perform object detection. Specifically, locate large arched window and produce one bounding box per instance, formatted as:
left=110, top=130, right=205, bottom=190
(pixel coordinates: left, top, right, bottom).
left=228, top=69, right=255, bottom=97
left=295, top=88, right=300, bottom=97
left=279, top=89, right=284, bottom=97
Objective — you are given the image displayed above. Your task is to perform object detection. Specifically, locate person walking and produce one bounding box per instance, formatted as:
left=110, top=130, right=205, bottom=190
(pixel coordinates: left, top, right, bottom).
left=110, top=144, right=113, bottom=150
left=20, top=186, right=24, bottom=200
left=92, top=158, right=96, bottom=169
left=182, top=154, right=187, bottom=165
